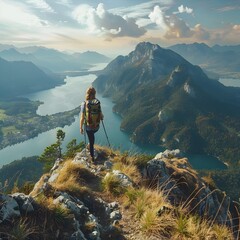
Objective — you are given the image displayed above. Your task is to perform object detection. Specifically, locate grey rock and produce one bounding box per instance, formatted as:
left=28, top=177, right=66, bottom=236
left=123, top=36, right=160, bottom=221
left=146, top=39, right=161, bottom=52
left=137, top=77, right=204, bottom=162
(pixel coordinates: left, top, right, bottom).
left=89, top=230, right=101, bottom=240
left=111, top=170, right=133, bottom=187
left=108, top=202, right=119, bottom=210
left=88, top=214, right=98, bottom=223
left=48, top=172, right=59, bottom=183
left=154, top=149, right=182, bottom=159
left=104, top=161, right=113, bottom=170
left=50, top=158, right=63, bottom=173
left=12, top=193, right=34, bottom=213
left=110, top=210, right=122, bottom=221
left=0, top=194, right=20, bottom=222
left=70, top=229, right=87, bottom=240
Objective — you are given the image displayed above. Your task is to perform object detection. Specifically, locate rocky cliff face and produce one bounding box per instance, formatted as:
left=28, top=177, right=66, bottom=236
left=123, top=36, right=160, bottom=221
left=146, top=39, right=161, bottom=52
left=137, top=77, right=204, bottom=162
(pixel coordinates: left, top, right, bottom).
left=0, top=146, right=238, bottom=239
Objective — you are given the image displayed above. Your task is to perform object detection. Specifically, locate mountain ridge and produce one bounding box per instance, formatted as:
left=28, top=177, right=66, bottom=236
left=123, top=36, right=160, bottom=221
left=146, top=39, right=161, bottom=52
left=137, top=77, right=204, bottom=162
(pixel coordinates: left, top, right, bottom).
left=0, top=45, right=111, bottom=73
left=169, top=42, right=240, bottom=78
left=94, top=42, right=240, bottom=166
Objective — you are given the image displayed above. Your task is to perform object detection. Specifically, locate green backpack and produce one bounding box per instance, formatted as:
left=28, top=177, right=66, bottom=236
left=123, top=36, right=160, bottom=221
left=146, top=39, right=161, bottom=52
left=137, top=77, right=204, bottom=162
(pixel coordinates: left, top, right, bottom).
left=85, top=99, right=101, bottom=129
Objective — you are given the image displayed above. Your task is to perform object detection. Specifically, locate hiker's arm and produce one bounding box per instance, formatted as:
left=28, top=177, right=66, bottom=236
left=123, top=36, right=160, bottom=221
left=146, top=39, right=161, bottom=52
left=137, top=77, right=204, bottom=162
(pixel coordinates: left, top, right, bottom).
left=80, top=113, right=84, bottom=134
left=80, top=102, right=85, bottom=134
left=100, top=112, right=104, bottom=120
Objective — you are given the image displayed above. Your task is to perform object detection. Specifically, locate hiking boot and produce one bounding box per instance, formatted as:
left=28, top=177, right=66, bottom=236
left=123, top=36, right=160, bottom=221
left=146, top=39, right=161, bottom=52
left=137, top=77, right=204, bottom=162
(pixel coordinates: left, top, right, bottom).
left=90, top=156, right=94, bottom=163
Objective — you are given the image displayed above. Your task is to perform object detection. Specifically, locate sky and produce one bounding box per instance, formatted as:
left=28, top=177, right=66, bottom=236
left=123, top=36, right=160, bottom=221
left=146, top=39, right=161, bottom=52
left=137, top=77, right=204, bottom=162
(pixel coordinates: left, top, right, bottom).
left=0, top=0, right=240, bottom=56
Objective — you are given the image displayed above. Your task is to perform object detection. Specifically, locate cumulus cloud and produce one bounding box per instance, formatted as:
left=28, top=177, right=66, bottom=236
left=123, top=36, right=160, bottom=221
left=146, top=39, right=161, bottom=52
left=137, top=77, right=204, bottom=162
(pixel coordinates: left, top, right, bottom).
left=165, top=15, right=193, bottom=38
left=194, top=24, right=210, bottom=40
left=149, top=6, right=193, bottom=38
left=149, top=5, right=210, bottom=41
left=233, top=25, right=240, bottom=31
left=72, top=3, right=146, bottom=38
left=149, top=5, right=168, bottom=31
left=26, top=0, right=54, bottom=13
left=177, top=5, right=193, bottom=14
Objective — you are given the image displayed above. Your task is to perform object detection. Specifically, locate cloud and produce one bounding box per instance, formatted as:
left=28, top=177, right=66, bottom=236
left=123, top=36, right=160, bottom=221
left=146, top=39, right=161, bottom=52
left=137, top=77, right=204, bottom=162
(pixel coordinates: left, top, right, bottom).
left=177, top=5, right=193, bottom=14
left=0, top=1, right=44, bottom=27
left=149, top=5, right=193, bottom=38
left=165, top=15, right=193, bottom=38
left=26, top=0, right=55, bottom=13
left=149, top=5, right=210, bottom=41
left=217, top=6, right=240, bottom=12
left=194, top=24, right=210, bottom=40
left=72, top=3, right=146, bottom=38
left=149, top=5, right=168, bottom=31
left=233, top=25, right=240, bottom=31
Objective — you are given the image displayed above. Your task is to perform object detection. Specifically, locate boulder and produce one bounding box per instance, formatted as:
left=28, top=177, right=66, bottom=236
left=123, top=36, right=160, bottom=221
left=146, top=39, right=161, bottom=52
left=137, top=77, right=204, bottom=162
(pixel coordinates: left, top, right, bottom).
left=0, top=194, right=20, bottom=223
left=111, top=170, right=133, bottom=187
left=110, top=210, right=122, bottom=221
left=145, top=155, right=234, bottom=227
left=12, top=193, right=34, bottom=213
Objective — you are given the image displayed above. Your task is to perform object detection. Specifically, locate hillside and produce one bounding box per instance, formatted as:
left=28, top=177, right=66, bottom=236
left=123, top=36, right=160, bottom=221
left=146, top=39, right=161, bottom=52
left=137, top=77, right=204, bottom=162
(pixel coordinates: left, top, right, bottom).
left=0, top=57, right=63, bottom=99
left=0, top=156, right=43, bottom=192
left=169, top=43, right=240, bottom=78
left=94, top=42, right=240, bottom=166
left=0, top=145, right=238, bottom=239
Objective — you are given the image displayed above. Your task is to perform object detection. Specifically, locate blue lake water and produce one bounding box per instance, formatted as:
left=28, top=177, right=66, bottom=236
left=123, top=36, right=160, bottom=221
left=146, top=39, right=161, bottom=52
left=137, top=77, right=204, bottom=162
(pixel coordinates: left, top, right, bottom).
left=219, top=78, right=240, bottom=88
left=0, top=66, right=232, bottom=170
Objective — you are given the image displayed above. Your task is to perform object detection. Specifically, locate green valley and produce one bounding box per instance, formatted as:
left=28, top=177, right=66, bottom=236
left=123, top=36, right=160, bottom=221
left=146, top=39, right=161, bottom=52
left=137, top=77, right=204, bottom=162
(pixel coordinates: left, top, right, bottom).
left=0, top=98, right=79, bottom=149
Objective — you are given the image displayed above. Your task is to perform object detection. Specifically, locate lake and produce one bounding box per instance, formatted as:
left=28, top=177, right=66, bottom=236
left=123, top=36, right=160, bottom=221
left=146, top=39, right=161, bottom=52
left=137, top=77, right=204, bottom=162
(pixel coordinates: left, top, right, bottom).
left=0, top=66, right=231, bottom=170
left=219, top=78, right=240, bottom=88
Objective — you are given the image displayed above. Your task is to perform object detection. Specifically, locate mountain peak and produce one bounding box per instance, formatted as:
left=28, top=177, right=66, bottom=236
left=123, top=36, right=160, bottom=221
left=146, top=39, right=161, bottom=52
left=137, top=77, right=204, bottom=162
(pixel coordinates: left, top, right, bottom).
left=135, top=41, right=161, bottom=51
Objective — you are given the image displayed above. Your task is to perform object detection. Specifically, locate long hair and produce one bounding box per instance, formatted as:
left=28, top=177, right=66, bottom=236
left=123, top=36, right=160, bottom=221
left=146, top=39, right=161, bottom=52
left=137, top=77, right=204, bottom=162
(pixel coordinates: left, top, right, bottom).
left=85, top=87, right=96, bottom=100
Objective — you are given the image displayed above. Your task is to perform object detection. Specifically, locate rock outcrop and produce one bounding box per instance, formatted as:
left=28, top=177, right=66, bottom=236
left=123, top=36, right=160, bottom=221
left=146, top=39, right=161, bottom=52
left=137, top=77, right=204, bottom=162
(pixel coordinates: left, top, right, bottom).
left=0, top=147, right=238, bottom=239
left=144, top=150, right=233, bottom=226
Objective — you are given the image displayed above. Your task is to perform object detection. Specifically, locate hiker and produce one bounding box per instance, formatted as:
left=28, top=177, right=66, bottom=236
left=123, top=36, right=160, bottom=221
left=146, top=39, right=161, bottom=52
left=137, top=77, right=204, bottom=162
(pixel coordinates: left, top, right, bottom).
left=80, top=87, right=103, bottom=162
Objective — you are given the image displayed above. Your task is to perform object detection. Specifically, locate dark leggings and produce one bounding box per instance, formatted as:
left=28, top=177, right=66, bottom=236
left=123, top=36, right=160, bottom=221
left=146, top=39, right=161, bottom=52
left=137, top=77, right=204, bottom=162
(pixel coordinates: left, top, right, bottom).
left=86, top=130, right=97, bottom=158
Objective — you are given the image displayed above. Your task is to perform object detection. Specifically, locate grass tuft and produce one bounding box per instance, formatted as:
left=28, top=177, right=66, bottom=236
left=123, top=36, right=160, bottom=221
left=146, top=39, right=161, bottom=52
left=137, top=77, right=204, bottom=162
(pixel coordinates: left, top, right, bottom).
left=102, top=173, right=126, bottom=196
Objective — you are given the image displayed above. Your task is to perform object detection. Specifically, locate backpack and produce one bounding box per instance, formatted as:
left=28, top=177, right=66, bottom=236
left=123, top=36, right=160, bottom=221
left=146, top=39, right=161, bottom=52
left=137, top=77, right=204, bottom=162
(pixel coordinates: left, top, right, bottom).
left=84, top=99, right=101, bottom=129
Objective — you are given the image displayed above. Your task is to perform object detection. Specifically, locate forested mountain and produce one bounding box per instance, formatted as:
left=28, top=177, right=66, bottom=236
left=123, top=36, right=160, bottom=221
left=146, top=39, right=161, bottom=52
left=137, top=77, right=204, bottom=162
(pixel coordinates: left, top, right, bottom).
left=0, top=57, right=63, bottom=98
left=94, top=42, right=240, bottom=166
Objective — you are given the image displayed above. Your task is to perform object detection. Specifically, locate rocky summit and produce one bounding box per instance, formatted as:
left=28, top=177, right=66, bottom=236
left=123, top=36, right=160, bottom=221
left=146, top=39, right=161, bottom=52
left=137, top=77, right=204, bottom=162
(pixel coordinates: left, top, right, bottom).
left=0, top=146, right=238, bottom=239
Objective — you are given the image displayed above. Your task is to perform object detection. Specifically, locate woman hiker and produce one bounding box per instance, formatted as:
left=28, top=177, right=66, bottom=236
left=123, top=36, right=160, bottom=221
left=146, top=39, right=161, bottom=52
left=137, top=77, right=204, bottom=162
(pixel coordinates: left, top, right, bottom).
left=80, top=87, right=104, bottom=162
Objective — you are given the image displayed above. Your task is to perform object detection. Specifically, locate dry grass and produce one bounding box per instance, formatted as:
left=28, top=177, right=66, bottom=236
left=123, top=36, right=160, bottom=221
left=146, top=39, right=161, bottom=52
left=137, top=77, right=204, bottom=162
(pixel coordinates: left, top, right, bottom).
left=112, top=161, right=141, bottom=184
left=101, top=173, right=126, bottom=196
left=1, top=218, right=38, bottom=240
left=50, top=160, right=97, bottom=194
left=140, top=209, right=175, bottom=239
left=122, top=183, right=236, bottom=240
left=212, top=224, right=234, bottom=240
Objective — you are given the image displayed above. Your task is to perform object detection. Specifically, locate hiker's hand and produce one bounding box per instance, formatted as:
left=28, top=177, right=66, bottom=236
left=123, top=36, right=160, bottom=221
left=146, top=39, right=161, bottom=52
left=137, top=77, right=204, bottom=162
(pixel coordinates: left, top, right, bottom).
left=80, top=128, right=84, bottom=134
left=101, top=113, right=104, bottom=120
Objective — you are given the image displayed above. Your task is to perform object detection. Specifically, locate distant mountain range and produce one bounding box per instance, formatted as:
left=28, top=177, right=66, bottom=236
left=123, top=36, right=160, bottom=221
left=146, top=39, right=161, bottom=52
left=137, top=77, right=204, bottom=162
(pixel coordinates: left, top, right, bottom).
left=168, top=43, right=240, bottom=78
left=0, top=57, right=63, bottom=98
left=0, top=45, right=111, bottom=73
left=94, top=42, right=240, bottom=166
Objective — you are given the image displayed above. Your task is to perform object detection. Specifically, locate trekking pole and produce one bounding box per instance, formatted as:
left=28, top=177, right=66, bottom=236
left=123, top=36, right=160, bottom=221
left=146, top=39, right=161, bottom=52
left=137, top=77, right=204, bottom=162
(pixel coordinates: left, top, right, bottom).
left=83, top=122, right=87, bottom=157
left=101, top=120, right=111, bottom=148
